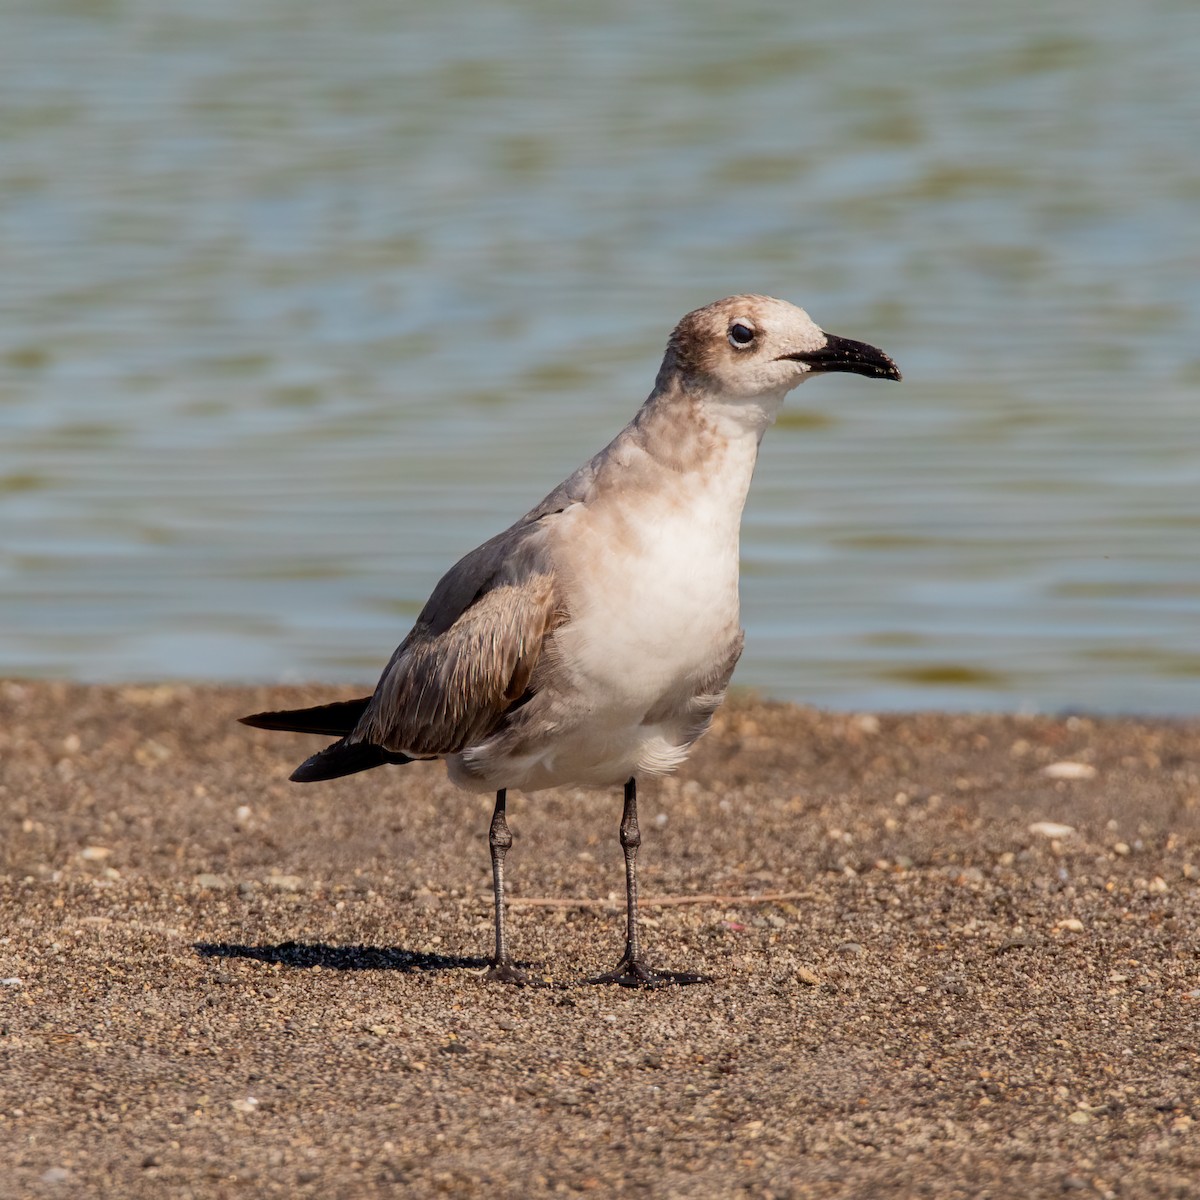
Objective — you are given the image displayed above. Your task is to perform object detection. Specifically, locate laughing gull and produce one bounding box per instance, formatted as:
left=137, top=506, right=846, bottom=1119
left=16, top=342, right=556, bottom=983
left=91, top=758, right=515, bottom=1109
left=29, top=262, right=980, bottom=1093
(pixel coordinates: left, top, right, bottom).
left=242, top=295, right=900, bottom=987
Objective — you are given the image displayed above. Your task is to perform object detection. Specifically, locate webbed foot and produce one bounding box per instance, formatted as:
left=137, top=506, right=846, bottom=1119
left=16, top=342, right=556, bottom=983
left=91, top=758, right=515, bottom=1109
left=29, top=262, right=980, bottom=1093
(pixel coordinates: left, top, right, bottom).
left=483, top=960, right=550, bottom=987
left=587, top=957, right=710, bottom=989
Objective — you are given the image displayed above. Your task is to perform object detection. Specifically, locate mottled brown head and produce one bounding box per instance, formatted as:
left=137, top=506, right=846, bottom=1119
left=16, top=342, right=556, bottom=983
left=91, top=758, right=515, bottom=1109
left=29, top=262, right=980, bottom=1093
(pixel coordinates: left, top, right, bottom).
left=656, top=294, right=900, bottom=402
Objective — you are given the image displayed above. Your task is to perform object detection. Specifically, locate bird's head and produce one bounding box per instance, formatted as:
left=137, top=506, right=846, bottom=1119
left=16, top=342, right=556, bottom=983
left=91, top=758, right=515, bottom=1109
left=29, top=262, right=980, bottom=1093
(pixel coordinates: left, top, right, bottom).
left=659, top=295, right=900, bottom=420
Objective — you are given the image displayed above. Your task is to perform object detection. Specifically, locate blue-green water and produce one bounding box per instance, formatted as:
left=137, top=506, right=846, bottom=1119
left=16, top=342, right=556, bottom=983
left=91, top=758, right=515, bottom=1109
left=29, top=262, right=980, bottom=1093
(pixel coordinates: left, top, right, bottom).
left=2, top=0, right=1198, bottom=713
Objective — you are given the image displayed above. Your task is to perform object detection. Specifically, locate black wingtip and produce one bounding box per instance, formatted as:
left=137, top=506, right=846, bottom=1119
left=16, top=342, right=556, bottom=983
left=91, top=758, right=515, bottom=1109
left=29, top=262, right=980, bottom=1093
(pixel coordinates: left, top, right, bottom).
left=289, top=740, right=412, bottom=783
left=239, top=697, right=373, bottom=737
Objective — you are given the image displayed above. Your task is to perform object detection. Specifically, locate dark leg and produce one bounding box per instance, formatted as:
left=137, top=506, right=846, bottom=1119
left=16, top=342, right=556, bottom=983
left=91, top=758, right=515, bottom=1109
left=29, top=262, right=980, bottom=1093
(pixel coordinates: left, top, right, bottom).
left=483, top=790, right=535, bottom=986
left=589, top=778, right=709, bottom=988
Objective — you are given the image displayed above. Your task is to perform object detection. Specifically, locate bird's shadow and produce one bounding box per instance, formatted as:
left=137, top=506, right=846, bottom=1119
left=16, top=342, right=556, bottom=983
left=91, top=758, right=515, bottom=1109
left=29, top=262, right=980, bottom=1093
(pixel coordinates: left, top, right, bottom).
left=194, top=940, right=487, bottom=974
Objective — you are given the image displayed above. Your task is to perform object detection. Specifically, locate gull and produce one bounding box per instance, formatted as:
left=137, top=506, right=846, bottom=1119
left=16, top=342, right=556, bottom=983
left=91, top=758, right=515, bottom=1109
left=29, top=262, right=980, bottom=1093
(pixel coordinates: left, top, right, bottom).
left=241, top=295, right=900, bottom=987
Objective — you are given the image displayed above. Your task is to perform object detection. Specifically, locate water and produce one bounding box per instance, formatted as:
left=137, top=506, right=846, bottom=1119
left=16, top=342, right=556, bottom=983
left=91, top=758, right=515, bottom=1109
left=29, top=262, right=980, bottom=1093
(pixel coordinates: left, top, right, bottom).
left=2, top=0, right=1198, bottom=714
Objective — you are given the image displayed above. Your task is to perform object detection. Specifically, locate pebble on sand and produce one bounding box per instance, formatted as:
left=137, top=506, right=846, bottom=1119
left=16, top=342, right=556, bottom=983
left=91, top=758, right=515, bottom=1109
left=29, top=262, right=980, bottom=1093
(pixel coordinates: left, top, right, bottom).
left=1028, top=821, right=1075, bottom=839
left=265, top=874, right=304, bottom=892
left=1041, top=762, right=1097, bottom=781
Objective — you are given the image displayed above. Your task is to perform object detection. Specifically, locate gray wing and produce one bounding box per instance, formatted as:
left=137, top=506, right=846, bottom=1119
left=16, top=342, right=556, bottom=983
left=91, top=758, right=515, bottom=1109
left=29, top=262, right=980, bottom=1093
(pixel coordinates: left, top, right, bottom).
left=348, top=430, right=625, bottom=757
left=350, top=516, right=564, bottom=758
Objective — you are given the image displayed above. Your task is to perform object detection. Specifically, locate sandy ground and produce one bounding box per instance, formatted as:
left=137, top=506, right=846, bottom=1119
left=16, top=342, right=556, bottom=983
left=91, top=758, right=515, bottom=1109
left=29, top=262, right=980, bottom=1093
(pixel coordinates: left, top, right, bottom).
left=2, top=681, right=1199, bottom=1198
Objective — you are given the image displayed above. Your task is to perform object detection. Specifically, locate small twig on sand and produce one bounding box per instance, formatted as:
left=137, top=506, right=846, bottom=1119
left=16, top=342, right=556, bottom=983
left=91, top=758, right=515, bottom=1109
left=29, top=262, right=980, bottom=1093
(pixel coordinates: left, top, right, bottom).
left=509, top=890, right=817, bottom=910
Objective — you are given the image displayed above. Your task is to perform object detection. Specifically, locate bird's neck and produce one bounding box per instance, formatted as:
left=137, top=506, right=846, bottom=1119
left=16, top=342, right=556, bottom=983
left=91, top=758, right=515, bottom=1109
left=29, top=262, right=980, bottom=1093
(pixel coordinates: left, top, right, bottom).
left=631, top=375, right=788, bottom=478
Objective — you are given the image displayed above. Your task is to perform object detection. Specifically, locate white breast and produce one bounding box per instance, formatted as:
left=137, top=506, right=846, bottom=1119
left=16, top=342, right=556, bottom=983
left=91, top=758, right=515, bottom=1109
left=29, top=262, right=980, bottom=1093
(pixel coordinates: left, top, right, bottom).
left=555, top=432, right=758, bottom=714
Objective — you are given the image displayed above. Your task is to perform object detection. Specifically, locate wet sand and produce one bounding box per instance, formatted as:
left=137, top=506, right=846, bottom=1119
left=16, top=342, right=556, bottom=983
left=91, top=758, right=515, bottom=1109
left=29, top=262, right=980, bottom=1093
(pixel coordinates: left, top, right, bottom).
left=2, top=681, right=1199, bottom=1198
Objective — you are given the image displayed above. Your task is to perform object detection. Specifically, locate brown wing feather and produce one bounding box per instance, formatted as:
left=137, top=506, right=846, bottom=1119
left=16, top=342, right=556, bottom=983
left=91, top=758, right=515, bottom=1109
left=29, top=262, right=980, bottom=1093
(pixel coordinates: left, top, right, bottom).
left=354, top=571, right=559, bottom=758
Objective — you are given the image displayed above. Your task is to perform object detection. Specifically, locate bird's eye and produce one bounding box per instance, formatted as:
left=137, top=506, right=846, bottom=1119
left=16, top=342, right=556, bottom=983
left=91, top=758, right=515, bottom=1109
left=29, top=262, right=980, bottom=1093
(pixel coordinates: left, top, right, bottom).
left=728, top=322, right=755, bottom=347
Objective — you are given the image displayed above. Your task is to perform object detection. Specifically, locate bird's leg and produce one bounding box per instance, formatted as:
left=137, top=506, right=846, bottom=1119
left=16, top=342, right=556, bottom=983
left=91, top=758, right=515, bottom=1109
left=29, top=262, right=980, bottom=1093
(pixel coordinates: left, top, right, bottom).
left=483, top=789, right=538, bottom=986
left=589, top=778, right=709, bottom=988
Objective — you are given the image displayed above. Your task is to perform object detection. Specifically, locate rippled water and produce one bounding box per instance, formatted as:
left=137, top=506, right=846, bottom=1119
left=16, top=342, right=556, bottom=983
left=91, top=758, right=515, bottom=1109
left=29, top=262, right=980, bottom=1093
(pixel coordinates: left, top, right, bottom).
left=2, top=0, right=1199, bottom=713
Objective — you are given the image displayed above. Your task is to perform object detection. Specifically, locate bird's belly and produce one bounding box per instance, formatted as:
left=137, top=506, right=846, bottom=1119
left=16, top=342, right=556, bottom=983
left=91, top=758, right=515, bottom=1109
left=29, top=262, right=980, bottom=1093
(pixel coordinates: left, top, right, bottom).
left=449, top=715, right=700, bottom=793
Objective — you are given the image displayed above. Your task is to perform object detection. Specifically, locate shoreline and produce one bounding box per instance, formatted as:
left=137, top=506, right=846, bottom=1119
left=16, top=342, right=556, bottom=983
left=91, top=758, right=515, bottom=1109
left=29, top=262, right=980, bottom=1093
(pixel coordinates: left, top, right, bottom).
left=3, top=681, right=1199, bottom=1197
